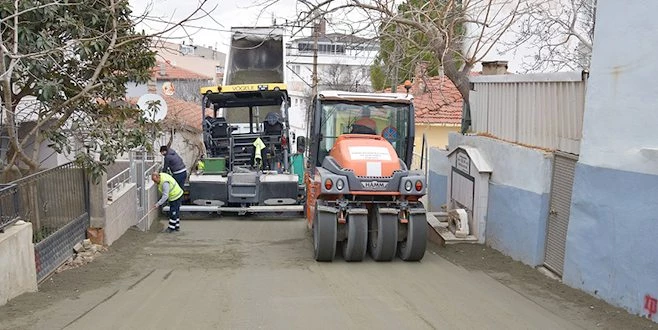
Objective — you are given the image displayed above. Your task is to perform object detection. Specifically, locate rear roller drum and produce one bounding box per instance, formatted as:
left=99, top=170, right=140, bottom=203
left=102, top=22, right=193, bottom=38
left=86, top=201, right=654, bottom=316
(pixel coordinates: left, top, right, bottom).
left=368, top=205, right=398, bottom=261
left=398, top=212, right=428, bottom=261
left=342, top=213, right=367, bottom=262
left=313, top=207, right=337, bottom=262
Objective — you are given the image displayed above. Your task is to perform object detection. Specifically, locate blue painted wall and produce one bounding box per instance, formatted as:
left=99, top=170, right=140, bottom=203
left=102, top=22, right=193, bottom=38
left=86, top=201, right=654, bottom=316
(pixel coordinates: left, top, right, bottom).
left=428, top=148, right=451, bottom=212
left=428, top=171, right=447, bottom=211
left=486, top=183, right=550, bottom=266
left=563, top=164, right=658, bottom=318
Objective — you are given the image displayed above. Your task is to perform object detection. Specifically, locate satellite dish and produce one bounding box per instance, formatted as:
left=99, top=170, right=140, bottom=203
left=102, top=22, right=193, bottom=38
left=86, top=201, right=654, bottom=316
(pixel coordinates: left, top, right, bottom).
left=137, top=93, right=168, bottom=122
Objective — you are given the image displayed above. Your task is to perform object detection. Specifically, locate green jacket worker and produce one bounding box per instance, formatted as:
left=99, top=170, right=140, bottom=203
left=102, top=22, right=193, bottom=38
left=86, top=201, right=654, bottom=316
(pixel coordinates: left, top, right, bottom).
left=151, top=172, right=184, bottom=233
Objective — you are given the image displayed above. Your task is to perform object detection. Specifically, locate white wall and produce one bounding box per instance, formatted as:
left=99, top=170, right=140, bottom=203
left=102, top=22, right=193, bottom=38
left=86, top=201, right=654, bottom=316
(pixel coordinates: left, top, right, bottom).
left=450, top=134, right=552, bottom=195
left=0, top=222, right=37, bottom=306
left=448, top=133, right=553, bottom=265
left=577, top=10, right=658, bottom=176
left=562, top=0, right=658, bottom=321
left=104, top=184, right=138, bottom=246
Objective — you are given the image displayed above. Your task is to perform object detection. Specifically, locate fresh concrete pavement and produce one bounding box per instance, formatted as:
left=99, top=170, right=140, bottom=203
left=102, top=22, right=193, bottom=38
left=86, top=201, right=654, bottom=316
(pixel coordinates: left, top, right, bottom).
left=0, top=217, right=653, bottom=330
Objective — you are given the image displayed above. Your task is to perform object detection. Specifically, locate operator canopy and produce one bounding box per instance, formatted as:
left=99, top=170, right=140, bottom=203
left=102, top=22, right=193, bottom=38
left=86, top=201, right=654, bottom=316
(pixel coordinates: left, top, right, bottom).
left=201, top=83, right=289, bottom=108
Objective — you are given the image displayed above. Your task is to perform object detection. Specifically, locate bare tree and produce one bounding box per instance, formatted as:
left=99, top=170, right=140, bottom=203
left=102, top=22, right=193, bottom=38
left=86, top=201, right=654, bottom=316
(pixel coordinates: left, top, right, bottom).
left=274, top=0, right=522, bottom=132
left=508, top=0, right=596, bottom=72
left=0, top=0, right=215, bottom=179
left=318, top=62, right=371, bottom=92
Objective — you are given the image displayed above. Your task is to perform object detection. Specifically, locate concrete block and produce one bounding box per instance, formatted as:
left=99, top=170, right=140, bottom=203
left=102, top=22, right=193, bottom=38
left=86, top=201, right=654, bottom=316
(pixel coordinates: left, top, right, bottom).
left=0, top=222, right=37, bottom=306
left=73, top=242, right=83, bottom=253
left=82, top=239, right=92, bottom=250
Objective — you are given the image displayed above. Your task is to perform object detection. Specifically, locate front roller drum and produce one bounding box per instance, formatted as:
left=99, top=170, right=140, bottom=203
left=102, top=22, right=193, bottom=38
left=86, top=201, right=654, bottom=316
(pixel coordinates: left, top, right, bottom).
left=313, top=205, right=337, bottom=262
left=342, top=212, right=367, bottom=262
left=368, top=205, right=398, bottom=261
left=398, top=212, right=428, bottom=261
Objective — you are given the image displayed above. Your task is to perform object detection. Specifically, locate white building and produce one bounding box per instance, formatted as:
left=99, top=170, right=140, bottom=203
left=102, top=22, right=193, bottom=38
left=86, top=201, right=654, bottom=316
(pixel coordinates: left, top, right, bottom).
left=285, top=23, right=379, bottom=143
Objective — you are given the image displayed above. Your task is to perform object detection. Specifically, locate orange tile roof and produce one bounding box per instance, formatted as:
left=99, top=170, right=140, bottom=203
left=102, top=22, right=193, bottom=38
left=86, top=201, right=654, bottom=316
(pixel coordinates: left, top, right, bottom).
left=152, top=61, right=213, bottom=81
left=385, top=75, right=464, bottom=125
left=161, top=95, right=202, bottom=131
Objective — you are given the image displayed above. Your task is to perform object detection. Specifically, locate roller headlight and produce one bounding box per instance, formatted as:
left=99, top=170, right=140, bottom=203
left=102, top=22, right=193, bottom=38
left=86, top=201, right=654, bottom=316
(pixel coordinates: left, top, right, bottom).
left=336, top=179, right=344, bottom=190
left=404, top=180, right=412, bottom=191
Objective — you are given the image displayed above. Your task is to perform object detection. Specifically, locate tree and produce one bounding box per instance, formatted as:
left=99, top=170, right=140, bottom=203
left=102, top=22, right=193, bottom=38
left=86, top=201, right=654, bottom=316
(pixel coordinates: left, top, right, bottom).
left=508, top=0, right=596, bottom=72
left=289, top=0, right=521, bottom=132
left=0, top=0, right=211, bottom=179
left=319, top=62, right=371, bottom=92
left=370, top=0, right=444, bottom=90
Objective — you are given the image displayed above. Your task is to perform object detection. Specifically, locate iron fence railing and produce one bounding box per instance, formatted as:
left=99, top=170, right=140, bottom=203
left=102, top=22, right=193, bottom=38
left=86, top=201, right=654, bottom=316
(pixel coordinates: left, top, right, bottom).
left=107, top=168, right=131, bottom=201
left=144, top=162, right=160, bottom=181
left=10, top=163, right=88, bottom=243
left=0, top=183, right=20, bottom=231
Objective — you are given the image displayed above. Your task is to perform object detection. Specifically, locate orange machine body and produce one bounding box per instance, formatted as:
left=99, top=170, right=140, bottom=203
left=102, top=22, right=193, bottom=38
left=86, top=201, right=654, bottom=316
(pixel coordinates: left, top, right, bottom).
left=328, top=134, right=401, bottom=177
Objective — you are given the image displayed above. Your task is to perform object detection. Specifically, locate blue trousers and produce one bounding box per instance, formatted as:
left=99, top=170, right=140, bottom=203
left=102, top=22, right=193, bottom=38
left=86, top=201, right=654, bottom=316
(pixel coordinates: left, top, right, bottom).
left=172, top=170, right=187, bottom=189
left=168, top=197, right=182, bottom=230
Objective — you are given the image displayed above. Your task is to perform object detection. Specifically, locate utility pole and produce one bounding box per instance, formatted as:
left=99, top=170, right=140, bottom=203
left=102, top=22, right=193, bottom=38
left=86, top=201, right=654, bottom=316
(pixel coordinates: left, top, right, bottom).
left=311, top=18, right=320, bottom=98
left=390, top=26, right=399, bottom=93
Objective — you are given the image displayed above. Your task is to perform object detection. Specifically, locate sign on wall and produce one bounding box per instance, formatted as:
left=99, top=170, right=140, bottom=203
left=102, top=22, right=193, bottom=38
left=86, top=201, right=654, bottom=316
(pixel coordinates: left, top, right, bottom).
left=451, top=149, right=474, bottom=211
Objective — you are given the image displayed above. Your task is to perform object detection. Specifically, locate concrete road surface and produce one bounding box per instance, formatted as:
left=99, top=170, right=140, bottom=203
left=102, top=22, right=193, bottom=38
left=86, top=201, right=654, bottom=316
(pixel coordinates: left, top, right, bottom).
left=0, top=217, right=653, bottom=330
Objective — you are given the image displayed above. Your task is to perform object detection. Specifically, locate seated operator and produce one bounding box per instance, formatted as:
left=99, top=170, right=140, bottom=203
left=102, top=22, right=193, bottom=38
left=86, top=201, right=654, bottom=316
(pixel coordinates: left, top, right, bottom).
left=350, top=117, right=377, bottom=135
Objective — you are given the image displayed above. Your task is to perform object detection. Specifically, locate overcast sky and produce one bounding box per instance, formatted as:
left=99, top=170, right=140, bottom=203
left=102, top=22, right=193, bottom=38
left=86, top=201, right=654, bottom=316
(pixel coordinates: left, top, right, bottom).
left=129, top=0, right=377, bottom=54
left=130, top=0, right=314, bottom=53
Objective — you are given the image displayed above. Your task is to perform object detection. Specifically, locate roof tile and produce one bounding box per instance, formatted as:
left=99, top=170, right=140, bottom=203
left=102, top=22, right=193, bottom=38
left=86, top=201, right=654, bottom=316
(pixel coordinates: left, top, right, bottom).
left=152, top=61, right=212, bottom=81
left=385, top=75, right=465, bottom=125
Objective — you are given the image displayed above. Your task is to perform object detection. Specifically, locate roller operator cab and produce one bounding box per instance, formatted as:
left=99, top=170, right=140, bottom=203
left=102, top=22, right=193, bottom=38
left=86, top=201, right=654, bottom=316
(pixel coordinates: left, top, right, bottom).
left=306, top=91, right=428, bottom=262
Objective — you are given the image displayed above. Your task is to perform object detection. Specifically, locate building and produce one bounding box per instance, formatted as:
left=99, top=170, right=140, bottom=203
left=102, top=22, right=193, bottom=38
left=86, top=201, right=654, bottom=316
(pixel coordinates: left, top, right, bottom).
left=126, top=60, right=213, bottom=105
left=427, top=0, right=658, bottom=322
left=285, top=21, right=380, bottom=141
left=153, top=41, right=226, bottom=84
left=386, top=63, right=465, bottom=151
left=561, top=0, right=658, bottom=322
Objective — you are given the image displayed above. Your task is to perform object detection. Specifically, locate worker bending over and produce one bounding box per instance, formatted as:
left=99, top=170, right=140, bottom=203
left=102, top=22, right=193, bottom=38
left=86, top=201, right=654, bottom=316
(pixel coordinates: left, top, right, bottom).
left=151, top=172, right=184, bottom=233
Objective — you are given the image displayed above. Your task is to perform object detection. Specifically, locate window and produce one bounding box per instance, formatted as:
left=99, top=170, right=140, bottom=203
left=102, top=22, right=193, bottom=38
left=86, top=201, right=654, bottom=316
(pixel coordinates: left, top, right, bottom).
left=298, top=43, right=312, bottom=52
left=317, top=101, right=411, bottom=166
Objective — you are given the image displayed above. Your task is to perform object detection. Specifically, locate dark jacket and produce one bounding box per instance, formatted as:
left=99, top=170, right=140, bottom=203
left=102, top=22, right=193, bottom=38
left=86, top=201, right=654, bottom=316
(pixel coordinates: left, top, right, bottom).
left=163, top=149, right=186, bottom=173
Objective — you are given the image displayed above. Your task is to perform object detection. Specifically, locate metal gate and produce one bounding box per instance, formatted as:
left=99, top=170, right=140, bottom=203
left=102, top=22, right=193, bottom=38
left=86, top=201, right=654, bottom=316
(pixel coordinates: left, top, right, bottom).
left=544, top=151, right=578, bottom=276
left=129, top=149, right=159, bottom=230
left=11, top=163, right=89, bottom=282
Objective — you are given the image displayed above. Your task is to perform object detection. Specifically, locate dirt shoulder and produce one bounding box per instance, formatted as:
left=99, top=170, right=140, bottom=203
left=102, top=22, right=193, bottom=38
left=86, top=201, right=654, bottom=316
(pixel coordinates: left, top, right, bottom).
left=0, top=225, right=160, bottom=327
left=431, top=243, right=655, bottom=330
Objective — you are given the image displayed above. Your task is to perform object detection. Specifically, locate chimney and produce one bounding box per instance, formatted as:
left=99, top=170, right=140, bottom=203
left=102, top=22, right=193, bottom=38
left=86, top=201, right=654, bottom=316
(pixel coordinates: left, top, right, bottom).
left=481, top=60, right=508, bottom=75
left=159, top=63, right=166, bottom=77
left=147, top=78, right=157, bottom=94
left=412, top=61, right=428, bottom=95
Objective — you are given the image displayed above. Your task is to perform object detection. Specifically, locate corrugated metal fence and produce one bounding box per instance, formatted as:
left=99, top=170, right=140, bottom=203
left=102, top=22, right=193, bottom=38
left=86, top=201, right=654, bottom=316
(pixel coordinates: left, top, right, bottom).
left=470, top=72, right=588, bottom=154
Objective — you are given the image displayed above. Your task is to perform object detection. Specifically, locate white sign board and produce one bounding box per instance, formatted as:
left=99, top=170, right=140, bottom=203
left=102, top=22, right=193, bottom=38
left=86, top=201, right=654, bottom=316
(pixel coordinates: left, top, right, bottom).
left=348, top=146, right=392, bottom=161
